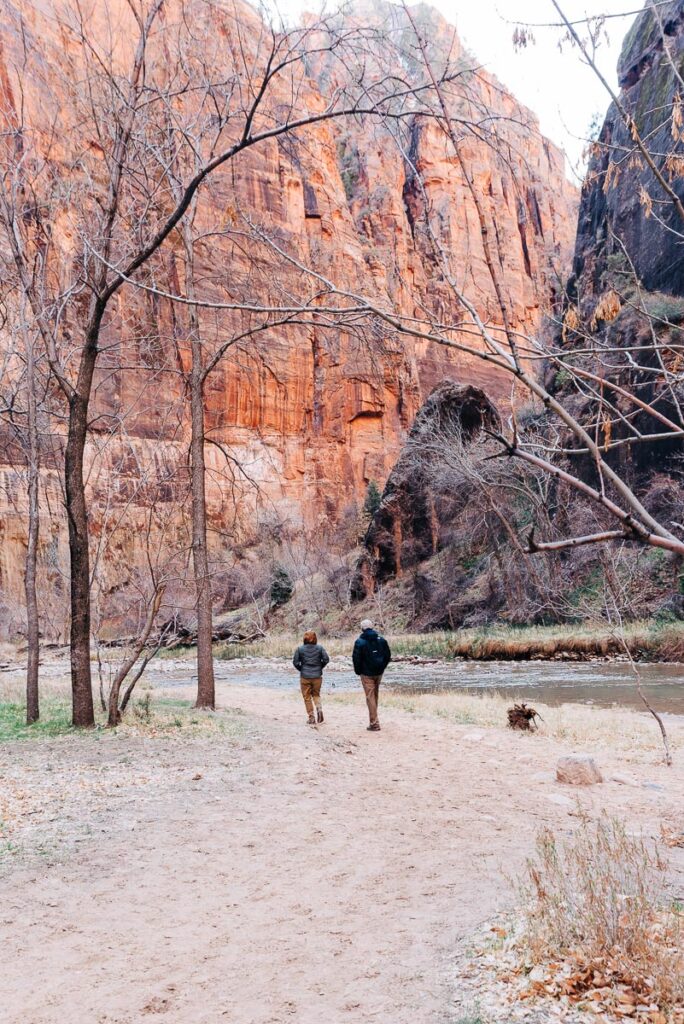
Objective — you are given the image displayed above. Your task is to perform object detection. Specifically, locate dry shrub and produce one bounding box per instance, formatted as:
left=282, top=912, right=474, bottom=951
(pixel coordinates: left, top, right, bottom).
left=655, top=626, right=684, bottom=662
left=522, top=815, right=684, bottom=1009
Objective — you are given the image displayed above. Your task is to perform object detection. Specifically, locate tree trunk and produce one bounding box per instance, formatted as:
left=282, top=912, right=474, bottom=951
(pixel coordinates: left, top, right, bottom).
left=65, top=335, right=99, bottom=727
left=190, top=354, right=215, bottom=710
left=24, top=333, right=40, bottom=725
left=181, top=212, right=215, bottom=712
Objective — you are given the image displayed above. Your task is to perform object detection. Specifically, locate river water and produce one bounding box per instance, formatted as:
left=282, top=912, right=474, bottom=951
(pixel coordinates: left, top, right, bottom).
left=146, top=656, right=684, bottom=715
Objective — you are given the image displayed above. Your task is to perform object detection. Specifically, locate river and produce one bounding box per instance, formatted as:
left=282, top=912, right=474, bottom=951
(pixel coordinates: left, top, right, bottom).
left=146, top=656, right=684, bottom=715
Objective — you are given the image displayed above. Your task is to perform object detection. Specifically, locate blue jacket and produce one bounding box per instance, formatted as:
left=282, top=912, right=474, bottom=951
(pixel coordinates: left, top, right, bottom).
left=352, top=629, right=391, bottom=677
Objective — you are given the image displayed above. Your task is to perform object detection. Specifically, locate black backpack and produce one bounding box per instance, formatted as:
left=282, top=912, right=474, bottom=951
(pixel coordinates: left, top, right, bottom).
left=364, top=636, right=387, bottom=675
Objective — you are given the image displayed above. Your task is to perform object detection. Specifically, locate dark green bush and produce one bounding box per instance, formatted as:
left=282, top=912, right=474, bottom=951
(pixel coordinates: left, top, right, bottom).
left=270, top=566, right=294, bottom=608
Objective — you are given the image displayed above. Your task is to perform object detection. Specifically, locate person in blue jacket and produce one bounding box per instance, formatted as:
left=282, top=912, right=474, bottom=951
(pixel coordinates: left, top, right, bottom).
left=352, top=619, right=391, bottom=732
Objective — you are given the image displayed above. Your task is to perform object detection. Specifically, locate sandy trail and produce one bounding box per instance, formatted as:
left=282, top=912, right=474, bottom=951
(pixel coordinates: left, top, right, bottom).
left=2, top=682, right=683, bottom=1024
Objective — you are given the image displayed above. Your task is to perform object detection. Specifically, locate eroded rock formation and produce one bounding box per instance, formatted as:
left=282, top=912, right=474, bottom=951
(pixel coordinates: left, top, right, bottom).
left=353, top=380, right=500, bottom=596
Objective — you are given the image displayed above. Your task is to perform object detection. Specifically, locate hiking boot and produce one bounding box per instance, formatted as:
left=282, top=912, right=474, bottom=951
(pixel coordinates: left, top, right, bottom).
left=316, top=708, right=324, bottom=724
left=307, top=714, right=316, bottom=725
left=366, top=723, right=381, bottom=732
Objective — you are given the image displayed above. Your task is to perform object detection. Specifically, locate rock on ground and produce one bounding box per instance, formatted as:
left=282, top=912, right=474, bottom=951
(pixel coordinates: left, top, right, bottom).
left=556, top=754, right=604, bottom=785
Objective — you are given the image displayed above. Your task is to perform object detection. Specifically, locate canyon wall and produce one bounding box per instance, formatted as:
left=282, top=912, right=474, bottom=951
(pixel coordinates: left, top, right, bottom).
left=571, top=0, right=684, bottom=298
left=0, top=0, right=577, bottom=634
left=564, top=0, right=684, bottom=482
left=355, top=0, right=684, bottom=630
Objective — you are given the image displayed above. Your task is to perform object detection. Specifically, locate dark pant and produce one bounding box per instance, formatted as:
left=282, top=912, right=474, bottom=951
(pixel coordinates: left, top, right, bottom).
left=360, top=674, right=382, bottom=726
left=300, top=676, right=322, bottom=717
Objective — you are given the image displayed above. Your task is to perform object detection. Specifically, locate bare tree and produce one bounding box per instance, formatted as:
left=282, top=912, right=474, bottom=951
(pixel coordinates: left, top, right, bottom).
left=21, top=317, right=41, bottom=723
left=171, top=203, right=297, bottom=709
left=0, top=301, right=50, bottom=722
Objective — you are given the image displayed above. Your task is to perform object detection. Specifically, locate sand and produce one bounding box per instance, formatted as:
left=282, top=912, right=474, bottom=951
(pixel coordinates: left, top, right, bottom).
left=1, top=680, right=683, bottom=1024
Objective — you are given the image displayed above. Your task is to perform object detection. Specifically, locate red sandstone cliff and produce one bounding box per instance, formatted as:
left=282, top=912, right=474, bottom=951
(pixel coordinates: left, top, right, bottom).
left=0, top=0, right=577, bottom=634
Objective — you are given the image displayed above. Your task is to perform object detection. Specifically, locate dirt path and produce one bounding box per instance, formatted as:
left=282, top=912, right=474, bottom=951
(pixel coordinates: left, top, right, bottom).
left=2, top=683, right=682, bottom=1024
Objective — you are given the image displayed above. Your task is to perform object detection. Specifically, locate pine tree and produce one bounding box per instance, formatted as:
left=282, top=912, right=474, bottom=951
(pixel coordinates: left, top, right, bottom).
left=363, top=480, right=382, bottom=519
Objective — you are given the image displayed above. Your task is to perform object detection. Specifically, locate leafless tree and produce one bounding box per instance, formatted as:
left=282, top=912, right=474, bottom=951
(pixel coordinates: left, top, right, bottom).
left=20, top=317, right=41, bottom=722
left=0, top=299, right=53, bottom=722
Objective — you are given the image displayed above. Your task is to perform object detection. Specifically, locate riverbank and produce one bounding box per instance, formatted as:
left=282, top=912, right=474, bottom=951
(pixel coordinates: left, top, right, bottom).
left=3, top=641, right=684, bottom=715
left=5, top=620, right=683, bottom=670
left=212, top=620, right=684, bottom=663
left=1, top=670, right=683, bottom=1023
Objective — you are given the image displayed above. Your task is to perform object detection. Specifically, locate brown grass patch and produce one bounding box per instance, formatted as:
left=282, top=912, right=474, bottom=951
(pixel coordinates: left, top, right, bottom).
left=447, top=622, right=684, bottom=663
left=331, top=689, right=683, bottom=758
left=521, top=815, right=684, bottom=1013
left=448, top=633, right=622, bottom=660
left=656, top=628, right=684, bottom=662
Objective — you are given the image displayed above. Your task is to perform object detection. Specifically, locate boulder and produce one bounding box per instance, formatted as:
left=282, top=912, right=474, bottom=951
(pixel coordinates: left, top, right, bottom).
left=556, top=755, right=604, bottom=786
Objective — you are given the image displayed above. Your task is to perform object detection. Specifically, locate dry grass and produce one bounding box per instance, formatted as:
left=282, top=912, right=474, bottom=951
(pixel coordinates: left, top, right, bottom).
left=521, top=815, right=684, bottom=1011
left=0, top=668, right=70, bottom=705
left=449, top=632, right=624, bottom=660
left=5, top=621, right=684, bottom=672
left=213, top=621, right=684, bottom=663
left=657, top=629, right=684, bottom=662
left=447, top=621, right=684, bottom=662
left=215, top=631, right=456, bottom=660
left=326, top=688, right=683, bottom=758
left=114, top=696, right=246, bottom=739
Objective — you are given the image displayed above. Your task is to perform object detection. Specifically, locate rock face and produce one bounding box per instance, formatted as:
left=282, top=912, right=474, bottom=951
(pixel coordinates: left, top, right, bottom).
left=562, top=0, right=684, bottom=476
left=0, top=0, right=576, bottom=635
left=353, top=380, right=500, bottom=595
left=572, top=0, right=684, bottom=297
left=556, top=755, right=604, bottom=786
left=354, top=2, right=684, bottom=629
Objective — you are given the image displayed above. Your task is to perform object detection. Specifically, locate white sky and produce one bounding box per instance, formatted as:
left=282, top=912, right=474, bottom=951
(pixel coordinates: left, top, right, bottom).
left=435, top=0, right=638, bottom=181
left=275, top=1, right=642, bottom=182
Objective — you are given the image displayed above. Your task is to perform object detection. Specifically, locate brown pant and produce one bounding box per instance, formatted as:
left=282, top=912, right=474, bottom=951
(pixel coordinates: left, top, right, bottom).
left=360, top=674, right=382, bottom=726
left=300, top=676, right=322, bottom=717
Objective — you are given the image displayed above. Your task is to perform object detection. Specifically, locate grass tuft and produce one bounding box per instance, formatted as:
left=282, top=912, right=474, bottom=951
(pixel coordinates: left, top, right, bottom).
left=522, top=814, right=684, bottom=1008
left=0, top=701, right=74, bottom=741
left=0, top=695, right=245, bottom=742
left=452, top=1011, right=486, bottom=1024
